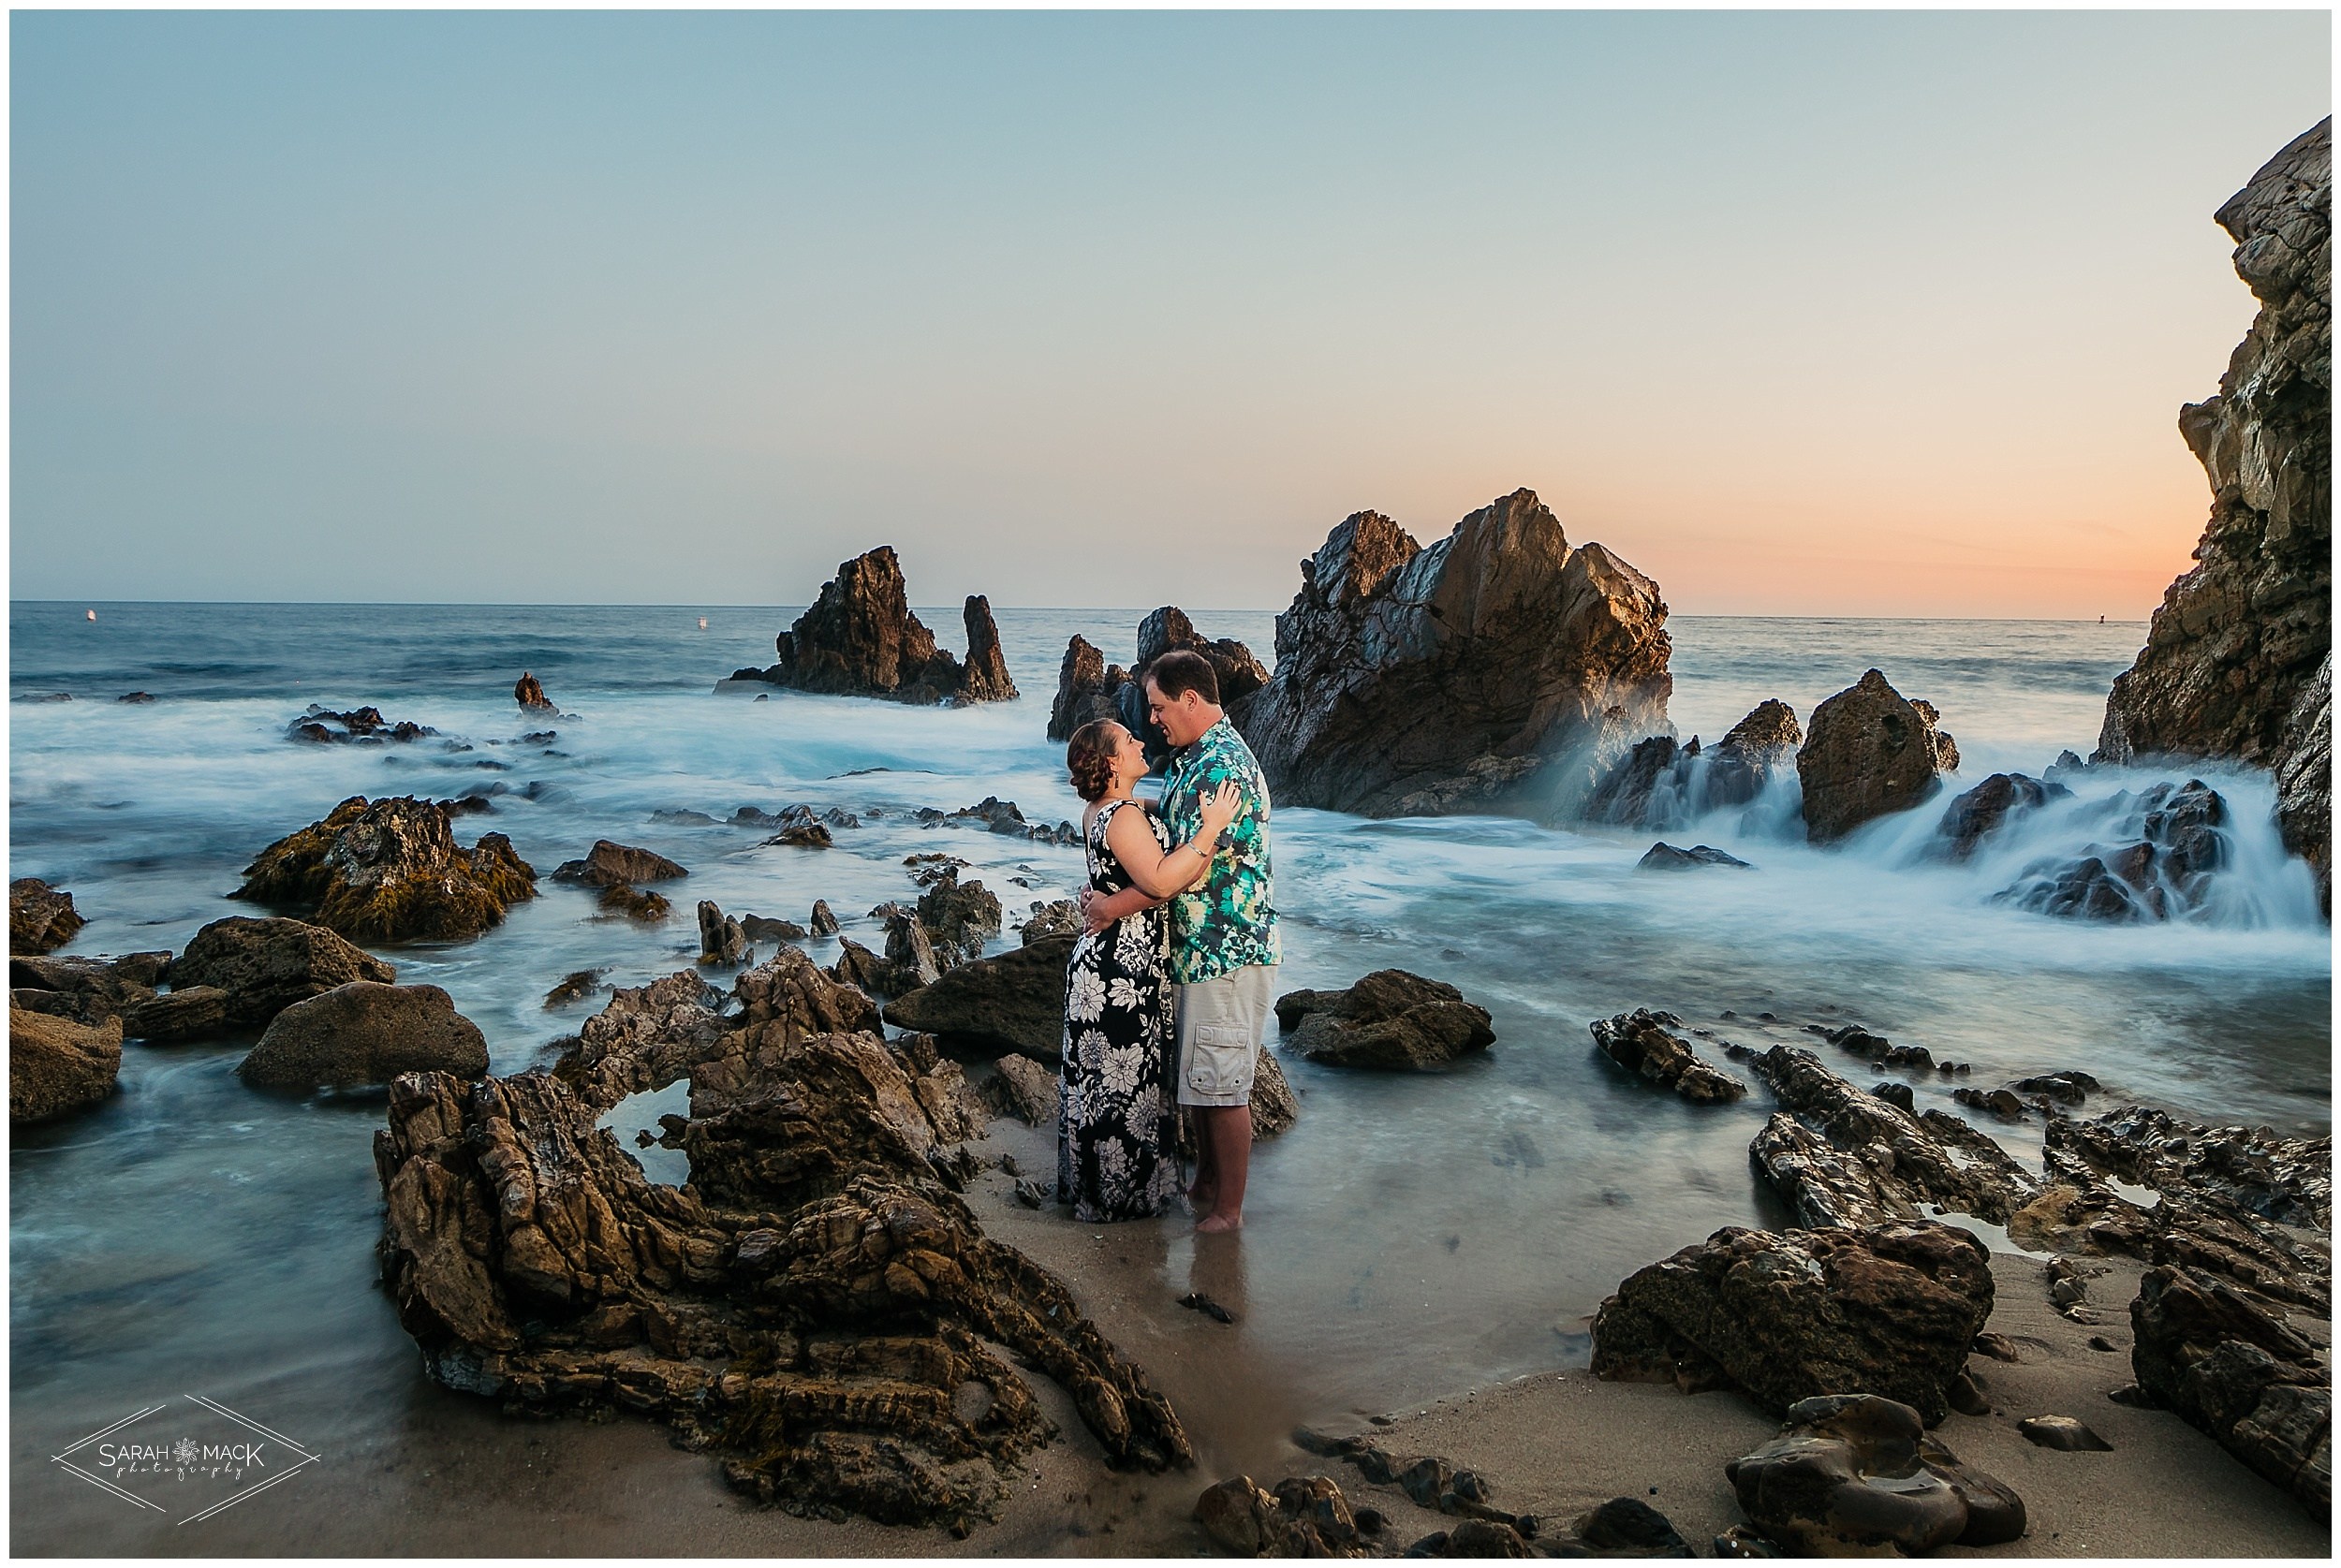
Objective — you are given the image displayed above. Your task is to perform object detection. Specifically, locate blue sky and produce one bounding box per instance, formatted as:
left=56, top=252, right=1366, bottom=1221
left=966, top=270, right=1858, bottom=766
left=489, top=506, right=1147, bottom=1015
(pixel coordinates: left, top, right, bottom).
left=10, top=10, right=2331, bottom=614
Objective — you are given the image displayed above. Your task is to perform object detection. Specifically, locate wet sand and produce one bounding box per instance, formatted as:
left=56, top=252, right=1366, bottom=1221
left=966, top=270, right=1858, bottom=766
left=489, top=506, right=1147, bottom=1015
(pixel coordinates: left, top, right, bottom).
left=14, top=1114, right=2329, bottom=1558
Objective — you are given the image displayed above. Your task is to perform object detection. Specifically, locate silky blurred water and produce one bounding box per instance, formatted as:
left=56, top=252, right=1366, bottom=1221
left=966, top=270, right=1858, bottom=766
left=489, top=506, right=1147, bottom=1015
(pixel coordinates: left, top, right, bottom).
left=8, top=601, right=2330, bottom=1531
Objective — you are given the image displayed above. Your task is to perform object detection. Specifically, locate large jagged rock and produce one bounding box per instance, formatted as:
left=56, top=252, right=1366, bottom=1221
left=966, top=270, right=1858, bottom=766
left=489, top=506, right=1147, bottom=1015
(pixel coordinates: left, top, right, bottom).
left=1796, top=670, right=1960, bottom=843
left=1930, top=772, right=2071, bottom=861
left=1275, top=971, right=1494, bottom=1071
left=2096, top=121, right=2332, bottom=912
left=2131, top=1264, right=2330, bottom=1513
left=958, top=595, right=1018, bottom=703
left=1139, top=607, right=1270, bottom=704
left=1589, top=1009, right=1746, bottom=1103
left=1044, top=608, right=1267, bottom=750
left=234, top=796, right=538, bottom=943
left=1590, top=1222, right=1994, bottom=1425
left=10, top=878, right=85, bottom=955
left=168, top=916, right=397, bottom=1029
left=240, top=981, right=490, bottom=1091
left=515, top=672, right=558, bottom=713
left=1725, top=1394, right=2025, bottom=1554
left=377, top=947, right=1187, bottom=1532
left=881, top=936, right=1076, bottom=1065
left=1992, top=779, right=2234, bottom=922
left=728, top=547, right=1015, bottom=707
left=8, top=1005, right=123, bottom=1121
left=1047, top=636, right=1122, bottom=742
left=1233, top=491, right=1672, bottom=818
left=1746, top=1046, right=2037, bottom=1227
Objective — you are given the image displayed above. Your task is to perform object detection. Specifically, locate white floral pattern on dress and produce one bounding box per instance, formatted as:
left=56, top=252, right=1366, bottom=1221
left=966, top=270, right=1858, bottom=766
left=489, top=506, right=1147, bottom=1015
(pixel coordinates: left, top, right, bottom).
left=1057, top=799, right=1183, bottom=1223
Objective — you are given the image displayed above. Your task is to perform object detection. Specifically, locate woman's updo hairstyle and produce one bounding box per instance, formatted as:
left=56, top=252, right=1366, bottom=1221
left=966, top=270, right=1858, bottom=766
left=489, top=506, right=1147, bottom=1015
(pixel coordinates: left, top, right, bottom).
left=1067, top=720, right=1123, bottom=803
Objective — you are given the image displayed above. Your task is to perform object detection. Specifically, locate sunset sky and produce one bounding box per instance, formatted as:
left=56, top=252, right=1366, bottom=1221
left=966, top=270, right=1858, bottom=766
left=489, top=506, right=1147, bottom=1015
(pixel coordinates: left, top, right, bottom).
left=10, top=10, right=2331, bottom=617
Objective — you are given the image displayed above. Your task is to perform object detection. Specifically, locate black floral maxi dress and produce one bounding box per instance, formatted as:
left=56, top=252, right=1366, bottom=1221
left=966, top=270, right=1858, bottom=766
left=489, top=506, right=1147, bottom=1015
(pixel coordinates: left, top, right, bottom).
left=1058, top=799, right=1182, bottom=1222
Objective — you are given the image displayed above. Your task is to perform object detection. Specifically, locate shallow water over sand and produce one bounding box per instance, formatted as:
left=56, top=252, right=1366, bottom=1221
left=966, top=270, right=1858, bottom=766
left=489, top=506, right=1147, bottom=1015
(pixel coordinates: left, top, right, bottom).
left=9, top=602, right=2329, bottom=1546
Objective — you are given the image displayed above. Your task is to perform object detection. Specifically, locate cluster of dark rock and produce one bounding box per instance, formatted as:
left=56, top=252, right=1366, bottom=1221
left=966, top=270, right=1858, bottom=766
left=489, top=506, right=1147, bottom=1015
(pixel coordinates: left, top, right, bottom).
left=1200, top=1429, right=1701, bottom=1559
left=1589, top=1010, right=1746, bottom=1104
left=549, top=837, right=688, bottom=923
left=234, top=795, right=538, bottom=943
left=7, top=905, right=499, bottom=1117
left=1578, top=1000, right=2331, bottom=1528
left=379, top=946, right=1189, bottom=1531
left=724, top=547, right=1017, bottom=708
left=909, top=796, right=1082, bottom=846
left=287, top=704, right=434, bottom=745
left=1047, top=606, right=1271, bottom=762
left=1588, top=700, right=1804, bottom=832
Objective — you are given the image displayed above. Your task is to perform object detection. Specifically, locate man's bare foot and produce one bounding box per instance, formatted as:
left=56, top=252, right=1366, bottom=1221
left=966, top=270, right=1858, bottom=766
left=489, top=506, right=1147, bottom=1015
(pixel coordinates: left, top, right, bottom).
left=1195, top=1213, right=1243, bottom=1235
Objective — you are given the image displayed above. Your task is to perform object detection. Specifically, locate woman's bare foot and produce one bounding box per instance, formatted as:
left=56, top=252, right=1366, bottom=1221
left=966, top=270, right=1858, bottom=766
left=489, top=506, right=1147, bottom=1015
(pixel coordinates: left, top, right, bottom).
left=1195, top=1212, right=1243, bottom=1234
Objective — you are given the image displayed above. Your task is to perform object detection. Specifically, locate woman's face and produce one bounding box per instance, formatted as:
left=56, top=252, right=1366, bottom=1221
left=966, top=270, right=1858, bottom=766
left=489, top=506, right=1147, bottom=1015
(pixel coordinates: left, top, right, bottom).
left=1113, top=724, right=1147, bottom=788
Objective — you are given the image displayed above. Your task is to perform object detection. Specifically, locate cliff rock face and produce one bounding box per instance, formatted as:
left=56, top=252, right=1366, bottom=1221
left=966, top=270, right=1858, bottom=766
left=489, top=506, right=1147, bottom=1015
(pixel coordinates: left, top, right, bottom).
left=1797, top=670, right=1961, bottom=843
left=732, top=548, right=1015, bottom=707
left=1233, top=491, right=1672, bottom=817
left=2095, top=120, right=2331, bottom=906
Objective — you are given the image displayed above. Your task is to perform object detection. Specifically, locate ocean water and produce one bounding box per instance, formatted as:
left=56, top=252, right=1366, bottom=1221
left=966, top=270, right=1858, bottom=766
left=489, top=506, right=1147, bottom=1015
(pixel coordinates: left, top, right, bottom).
left=8, top=601, right=2330, bottom=1543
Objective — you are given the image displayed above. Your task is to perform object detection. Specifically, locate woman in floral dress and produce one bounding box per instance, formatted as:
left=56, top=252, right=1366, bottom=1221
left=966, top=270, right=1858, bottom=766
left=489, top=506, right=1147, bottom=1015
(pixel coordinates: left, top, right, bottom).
left=1058, top=720, right=1241, bottom=1222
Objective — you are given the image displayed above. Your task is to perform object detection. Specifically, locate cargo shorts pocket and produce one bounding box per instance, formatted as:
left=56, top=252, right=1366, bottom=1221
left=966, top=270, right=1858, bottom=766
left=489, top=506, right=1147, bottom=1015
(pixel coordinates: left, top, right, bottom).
left=1185, top=1023, right=1255, bottom=1098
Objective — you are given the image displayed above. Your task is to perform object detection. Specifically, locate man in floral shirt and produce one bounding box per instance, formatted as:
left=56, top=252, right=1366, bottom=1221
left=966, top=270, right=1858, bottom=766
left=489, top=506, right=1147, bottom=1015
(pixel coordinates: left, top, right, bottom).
left=1145, top=649, right=1278, bottom=1233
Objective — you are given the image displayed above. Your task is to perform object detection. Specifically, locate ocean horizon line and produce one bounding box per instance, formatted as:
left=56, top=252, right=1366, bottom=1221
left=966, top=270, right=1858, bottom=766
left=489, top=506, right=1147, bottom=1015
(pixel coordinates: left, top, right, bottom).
left=9, top=598, right=2151, bottom=626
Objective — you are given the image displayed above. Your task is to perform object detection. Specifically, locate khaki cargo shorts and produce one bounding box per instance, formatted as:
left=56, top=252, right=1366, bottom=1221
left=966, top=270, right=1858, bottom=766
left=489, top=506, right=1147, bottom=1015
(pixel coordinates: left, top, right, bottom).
left=1173, top=963, right=1277, bottom=1108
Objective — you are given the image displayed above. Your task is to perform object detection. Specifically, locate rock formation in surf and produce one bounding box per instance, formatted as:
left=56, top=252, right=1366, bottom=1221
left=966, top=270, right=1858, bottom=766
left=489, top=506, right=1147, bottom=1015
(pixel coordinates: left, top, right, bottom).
left=2093, top=119, right=2332, bottom=909
left=1045, top=606, right=1269, bottom=761
left=375, top=947, right=1189, bottom=1531
left=1796, top=670, right=1960, bottom=843
left=1233, top=490, right=1672, bottom=817
left=9, top=878, right=85, bottom=956
left=728, top=547, right=1016, bottom=707
left=1583, top=699, right=1803, bottom=828
left=8, top=1005, right=123, bottom=1121
left=234, top=796, right=538, bottom=943
left=1990, top=779, right=2233, bottom=922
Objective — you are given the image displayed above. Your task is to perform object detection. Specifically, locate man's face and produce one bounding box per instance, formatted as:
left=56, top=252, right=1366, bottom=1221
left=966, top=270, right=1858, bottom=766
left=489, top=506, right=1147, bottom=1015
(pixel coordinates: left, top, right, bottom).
left=1145, top=679, right=1207, bottom=749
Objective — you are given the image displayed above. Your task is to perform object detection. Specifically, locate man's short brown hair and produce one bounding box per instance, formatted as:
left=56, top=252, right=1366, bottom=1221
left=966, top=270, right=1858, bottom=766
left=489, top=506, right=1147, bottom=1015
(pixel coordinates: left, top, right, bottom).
left=1143, top=648, right=1218, bottom=706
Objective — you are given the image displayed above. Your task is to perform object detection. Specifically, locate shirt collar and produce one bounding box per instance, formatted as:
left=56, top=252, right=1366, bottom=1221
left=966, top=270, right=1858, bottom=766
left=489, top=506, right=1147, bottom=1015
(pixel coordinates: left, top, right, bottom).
left=1176, top=715, right=1230, bottom=765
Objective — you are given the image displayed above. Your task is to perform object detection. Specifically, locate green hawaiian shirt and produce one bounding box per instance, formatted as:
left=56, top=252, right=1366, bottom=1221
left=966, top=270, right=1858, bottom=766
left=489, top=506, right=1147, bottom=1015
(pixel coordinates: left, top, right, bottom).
left=1162, top=717, right=1279, bottom=984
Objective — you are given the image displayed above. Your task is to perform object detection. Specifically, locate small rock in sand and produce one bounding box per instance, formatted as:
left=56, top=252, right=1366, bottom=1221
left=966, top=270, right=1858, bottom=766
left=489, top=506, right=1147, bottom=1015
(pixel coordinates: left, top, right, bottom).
left=2018, top=1415, right=2113, bottom=1452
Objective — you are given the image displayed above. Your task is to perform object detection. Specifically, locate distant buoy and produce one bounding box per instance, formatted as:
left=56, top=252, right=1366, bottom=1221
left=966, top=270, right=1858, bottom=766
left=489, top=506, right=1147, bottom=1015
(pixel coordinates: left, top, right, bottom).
left=85, top=609, right=96, bottom=622
left=698, top=617, right=709, bottom=631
